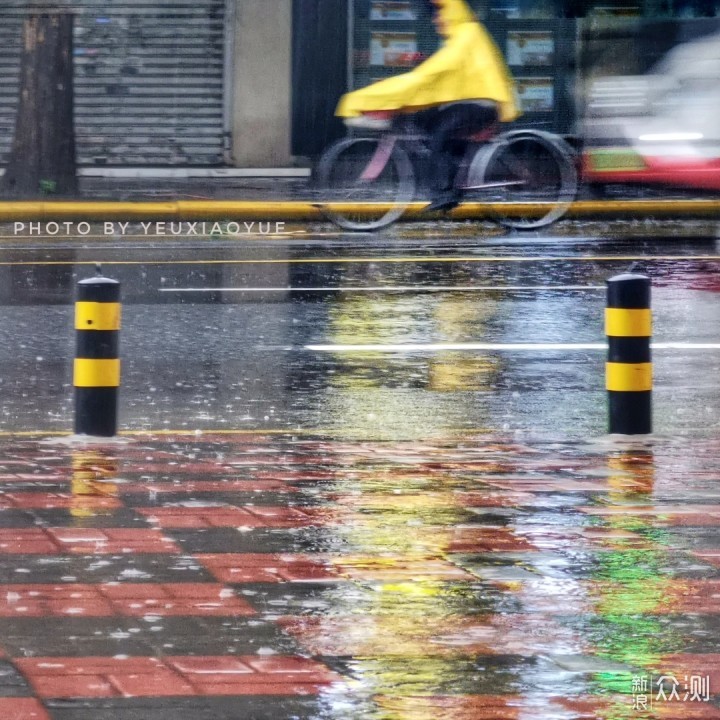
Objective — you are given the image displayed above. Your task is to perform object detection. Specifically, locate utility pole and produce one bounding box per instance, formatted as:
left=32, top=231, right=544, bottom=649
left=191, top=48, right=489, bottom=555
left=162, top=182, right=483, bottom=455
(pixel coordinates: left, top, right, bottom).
left=1, top=13, right=78, bottom=198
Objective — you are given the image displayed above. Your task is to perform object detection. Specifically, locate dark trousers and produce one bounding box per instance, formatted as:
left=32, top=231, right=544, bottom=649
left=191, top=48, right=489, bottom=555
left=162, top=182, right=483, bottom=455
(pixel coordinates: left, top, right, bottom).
left=415, top=101, right=499, bottom=194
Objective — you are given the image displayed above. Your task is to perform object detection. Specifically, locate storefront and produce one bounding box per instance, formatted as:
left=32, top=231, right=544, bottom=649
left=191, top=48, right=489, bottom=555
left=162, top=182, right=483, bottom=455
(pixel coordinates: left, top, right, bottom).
left=349, top=1, right=576, bottom=132
left=4, top=0, right=719, bottom=167
left=345, top=0, right=720, bottom=137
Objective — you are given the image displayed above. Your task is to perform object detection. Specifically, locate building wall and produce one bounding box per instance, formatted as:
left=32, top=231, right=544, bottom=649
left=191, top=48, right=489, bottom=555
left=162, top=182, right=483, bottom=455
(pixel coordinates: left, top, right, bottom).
left=231, top=0, right=293, bottom=167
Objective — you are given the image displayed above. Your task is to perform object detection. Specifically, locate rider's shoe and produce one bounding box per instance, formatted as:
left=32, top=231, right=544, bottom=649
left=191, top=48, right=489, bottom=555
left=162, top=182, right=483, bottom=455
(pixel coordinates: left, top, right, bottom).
left=344, top=113, right=392, bottom=131
left=424, top=191, right=461, bottom=214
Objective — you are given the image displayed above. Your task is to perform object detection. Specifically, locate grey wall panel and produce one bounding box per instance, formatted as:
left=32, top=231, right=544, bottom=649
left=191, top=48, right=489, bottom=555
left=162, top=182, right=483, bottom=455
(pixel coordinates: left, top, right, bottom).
left=0, top=0, right=225, bottom=166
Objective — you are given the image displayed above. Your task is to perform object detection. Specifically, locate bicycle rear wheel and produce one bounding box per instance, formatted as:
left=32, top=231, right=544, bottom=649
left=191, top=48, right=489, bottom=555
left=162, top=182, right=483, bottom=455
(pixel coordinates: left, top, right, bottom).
left=469, top=132, right=577, bottom=230
left=315, top=137, right=415, bottom=231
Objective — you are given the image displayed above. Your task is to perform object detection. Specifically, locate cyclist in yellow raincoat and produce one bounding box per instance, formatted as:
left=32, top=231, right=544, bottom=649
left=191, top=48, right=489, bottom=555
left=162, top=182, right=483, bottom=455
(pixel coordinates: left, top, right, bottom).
left=336, top=0, right=520, bottom=212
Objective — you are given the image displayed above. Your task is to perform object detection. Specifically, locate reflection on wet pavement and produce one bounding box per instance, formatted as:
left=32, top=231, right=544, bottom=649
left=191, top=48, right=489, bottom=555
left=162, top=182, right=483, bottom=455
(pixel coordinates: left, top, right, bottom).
left=0, top=432, right=719, bottom=718
left=0, top=234, right=718, bottom=717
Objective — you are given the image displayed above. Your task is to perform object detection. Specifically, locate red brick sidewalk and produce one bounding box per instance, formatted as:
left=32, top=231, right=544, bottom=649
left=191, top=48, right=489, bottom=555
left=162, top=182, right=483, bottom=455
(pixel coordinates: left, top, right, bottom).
left=0, top=433, right=719, bottom=719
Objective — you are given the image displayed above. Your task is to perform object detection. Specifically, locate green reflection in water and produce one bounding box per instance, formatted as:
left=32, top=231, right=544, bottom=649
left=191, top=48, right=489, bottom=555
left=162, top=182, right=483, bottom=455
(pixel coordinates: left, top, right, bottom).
left=587, top=453, right=683, bottom=710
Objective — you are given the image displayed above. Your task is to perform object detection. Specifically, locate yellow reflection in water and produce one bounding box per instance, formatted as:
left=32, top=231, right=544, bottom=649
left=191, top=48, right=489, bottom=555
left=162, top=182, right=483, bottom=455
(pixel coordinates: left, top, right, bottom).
left=70, top=449, right=119, bottom=519
left=323, top=286, right=501, bottom=439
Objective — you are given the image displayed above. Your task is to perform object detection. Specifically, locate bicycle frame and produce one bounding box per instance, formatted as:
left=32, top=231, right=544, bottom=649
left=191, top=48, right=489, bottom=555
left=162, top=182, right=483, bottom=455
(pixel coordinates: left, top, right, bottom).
left=355, top=125, right=524, bottom=193
left=359, top=135, right=398, bottom=182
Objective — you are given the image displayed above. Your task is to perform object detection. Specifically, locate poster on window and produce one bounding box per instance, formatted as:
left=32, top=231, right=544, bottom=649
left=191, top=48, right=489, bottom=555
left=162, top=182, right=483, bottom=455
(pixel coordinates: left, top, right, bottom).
left=370, top=1, right=416, bottom=20
left=489, top=0, right=520, bottom=18
left=515, top=77, right=554, bottom=112
left=507, top=31, right=554, bottom=66
left=370, top=32, right=418, bottom=67
left=590, top=5, right=641, bottom=16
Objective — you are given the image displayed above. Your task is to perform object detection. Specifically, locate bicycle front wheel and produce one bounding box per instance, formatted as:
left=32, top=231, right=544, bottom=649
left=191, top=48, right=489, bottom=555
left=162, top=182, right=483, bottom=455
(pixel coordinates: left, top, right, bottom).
left=315, top=137, right=415, bottom=231
left=469, top=132, right=577, bottom=230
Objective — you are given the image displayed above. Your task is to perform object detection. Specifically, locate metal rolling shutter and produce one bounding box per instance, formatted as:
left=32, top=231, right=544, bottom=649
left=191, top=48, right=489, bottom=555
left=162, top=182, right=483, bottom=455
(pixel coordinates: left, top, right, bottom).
left=0, top=0, right=225, bottom=166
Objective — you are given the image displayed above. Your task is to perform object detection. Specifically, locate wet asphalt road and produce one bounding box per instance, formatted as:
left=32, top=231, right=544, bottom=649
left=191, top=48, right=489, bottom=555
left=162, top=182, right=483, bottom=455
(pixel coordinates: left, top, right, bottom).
left=0, top=221, right=717, bottom=438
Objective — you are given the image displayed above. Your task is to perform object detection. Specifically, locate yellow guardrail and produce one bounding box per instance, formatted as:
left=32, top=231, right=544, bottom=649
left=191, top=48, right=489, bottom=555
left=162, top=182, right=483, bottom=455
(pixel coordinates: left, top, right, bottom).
left=0, top=199, right=719, bottom=222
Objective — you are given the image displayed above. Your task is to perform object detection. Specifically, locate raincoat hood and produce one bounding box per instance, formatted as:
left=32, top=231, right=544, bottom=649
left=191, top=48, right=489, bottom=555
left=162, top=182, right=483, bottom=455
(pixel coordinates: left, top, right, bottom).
left=434, top=0, right=476, bottom=36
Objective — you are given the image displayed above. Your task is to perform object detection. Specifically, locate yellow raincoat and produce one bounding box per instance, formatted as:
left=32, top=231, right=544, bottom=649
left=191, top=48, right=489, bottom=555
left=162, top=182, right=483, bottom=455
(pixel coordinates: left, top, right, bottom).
left=336, top=0, right=520, bottom=122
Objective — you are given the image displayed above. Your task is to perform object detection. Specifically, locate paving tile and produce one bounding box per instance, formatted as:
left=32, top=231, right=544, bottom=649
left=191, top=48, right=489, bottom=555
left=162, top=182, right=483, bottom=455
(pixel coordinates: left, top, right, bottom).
left=121, top=480, right=293, bottom=494
left=455, top=490, right=538, bottom=508
left=242, top=655, right=337, bottom=680
left=45, top=697, right=323, bottom=720
left=693, top=552, right=720, bottom=568
left=195, top=553, right=340, bottom=584
left=0, top=494, right=122, bottom=511
left=0, top=530, right=60, bottom=554
left=166, top=528, right=339, bottom=554
left=16, top=658, right=165, bottom=676
left=106, top=670, right=196, bottom=698
left=185, top=682, right=324, bottom=696
left=167, top=657, right=254, bottom=674
left=42, top=599, right=118, bottom=618
left=579, top=505, right=720, bottom=526
left=137, top=506, right=321, bottom=530
left=332, top=555, right=474, bottom=582
left=45, top=529, right=180, bottom=554
left=447, top=527, right=537, bottom=553
left=122, top=492, right=299, bottom=509
left=4, top=616, right=294, bottom=657
left=27, top=675, right=117, bottom=699
left=17, top=656, right=340, bottom=699
left=0, top=698, right=51, bottom=720
left=1, top=622, right=157, bottom=657
left=0, top=584, right=255, bottom=618
left=109, top=596, right=255, bottom=617
left=0, top=661, right=33, bottom=696
left=0, top=511, right=41, bottom=529
left=30, top=510, right=152, bottom=530
left=0, top=556, right=213, bottom=585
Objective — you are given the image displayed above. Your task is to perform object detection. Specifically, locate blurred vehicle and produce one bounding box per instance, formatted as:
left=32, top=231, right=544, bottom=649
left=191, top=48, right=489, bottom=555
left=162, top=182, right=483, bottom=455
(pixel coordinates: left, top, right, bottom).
left=583, top=28, right=720, bottom=191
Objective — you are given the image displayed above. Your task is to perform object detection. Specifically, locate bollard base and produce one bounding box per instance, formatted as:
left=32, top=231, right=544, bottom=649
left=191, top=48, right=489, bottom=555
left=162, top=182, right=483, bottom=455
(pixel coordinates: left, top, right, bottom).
left=609, top=390, right=652, bottom=435
left=74, top=388, right=118, bottom=438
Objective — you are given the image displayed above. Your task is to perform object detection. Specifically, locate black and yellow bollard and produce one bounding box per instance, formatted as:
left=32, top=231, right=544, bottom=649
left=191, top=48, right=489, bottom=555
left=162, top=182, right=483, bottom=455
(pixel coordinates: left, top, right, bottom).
left=606, top=273, right=652, bottom=435
left=74, top=270, right=121, bottom=436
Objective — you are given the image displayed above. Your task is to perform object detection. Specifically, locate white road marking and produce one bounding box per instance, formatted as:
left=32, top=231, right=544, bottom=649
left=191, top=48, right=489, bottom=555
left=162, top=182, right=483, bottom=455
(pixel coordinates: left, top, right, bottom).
left=159, top=285, right=606, bottom=293
left=305, top=342, right=720, bottom=352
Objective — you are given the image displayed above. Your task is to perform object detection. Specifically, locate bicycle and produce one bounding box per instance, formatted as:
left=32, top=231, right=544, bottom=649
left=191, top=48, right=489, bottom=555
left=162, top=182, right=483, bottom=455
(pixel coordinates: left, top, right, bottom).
left=314, top=115, right=578, bottom=232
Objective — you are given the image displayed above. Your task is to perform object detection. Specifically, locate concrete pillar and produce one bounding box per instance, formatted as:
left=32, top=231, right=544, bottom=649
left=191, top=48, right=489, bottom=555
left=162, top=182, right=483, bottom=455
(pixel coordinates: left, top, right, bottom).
left=230, top=0, right=292, bottom=167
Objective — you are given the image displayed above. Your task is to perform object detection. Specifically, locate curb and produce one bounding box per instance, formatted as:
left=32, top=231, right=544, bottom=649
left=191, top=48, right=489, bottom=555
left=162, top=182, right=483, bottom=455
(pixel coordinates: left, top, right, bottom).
left=1, top=199, right=720, bottom=222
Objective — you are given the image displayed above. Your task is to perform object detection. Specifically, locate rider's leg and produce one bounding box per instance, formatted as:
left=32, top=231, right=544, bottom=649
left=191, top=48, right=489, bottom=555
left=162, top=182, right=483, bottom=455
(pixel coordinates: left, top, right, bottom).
left=425, top=102, right=499, bottom=213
